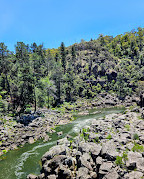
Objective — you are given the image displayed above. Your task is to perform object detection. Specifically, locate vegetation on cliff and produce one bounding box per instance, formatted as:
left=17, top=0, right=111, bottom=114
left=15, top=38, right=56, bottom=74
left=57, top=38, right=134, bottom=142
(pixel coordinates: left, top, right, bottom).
left=0, top=27, right=144, bottom=116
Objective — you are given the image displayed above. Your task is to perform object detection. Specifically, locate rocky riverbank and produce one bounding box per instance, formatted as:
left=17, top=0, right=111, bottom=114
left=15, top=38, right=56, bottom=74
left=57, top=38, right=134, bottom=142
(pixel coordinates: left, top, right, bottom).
left=0, top=93, right=139, bottom=157
left=27, top=108, right=144, bottom=179
left=0, top=110, right=73, bottom=157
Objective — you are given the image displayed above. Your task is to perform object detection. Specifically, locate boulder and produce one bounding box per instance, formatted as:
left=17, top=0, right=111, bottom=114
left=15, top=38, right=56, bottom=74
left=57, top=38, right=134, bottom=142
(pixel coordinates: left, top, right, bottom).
left=101, top=140, right=118, bottom=160
left=47, top=175, right=57, bottom=179
left=57, top=164, right=72, bottom=178
left=124, top=171, right=143, bottom=179
left=77, top=167, right=90, bottom=179
left=99, top=161, right=113, bottom=175
left=27, top=174, right=38, bottom=179
left=28, top=137, right=35, bottom=144
left=42, top=145, right=69, bottom=164
left=103, top=169, right=119, bottom=179
left=126, top=151, right=144, bottom=171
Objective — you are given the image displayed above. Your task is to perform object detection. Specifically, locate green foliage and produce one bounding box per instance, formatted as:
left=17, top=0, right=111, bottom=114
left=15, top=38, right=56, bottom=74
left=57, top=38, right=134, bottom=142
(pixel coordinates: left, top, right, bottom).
left=125, top=124, right=130, bottom=131
left=132, top=142, right=144, bottom=152
left=106, top=134, right=112, bottom=140
left=115, top=156, right=123, bottom=166
left=133, top=133, right=139, bottom=140
left=122, top=151, right=128, bottom=163
left=1, top=27, right=144, bottom=116
left=93, top=136, right=100, bottom=143
left=80, top=128, right=90, bottom=141
left=2, top=149, right=7, bottom=154
left=115, top=151, right=128, bottom=167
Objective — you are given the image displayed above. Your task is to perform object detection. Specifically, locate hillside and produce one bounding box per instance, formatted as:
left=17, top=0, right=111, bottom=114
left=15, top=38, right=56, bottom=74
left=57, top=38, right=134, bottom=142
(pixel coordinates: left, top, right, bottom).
left=0, top=27, right=144, bottom=116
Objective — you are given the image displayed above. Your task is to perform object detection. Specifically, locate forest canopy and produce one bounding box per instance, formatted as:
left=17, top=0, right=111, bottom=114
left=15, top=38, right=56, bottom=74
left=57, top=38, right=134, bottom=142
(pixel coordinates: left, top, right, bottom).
left=0, top=27, right=144, bottom=115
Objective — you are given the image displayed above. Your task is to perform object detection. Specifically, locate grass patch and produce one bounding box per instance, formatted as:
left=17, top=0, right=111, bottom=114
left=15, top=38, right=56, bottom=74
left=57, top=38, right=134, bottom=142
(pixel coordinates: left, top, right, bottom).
left=133, top=133, right=139, bottom=140
left=125, top=124, right=130, bottom=131
left=106, top=134, right=112, bottom=140
left=115, top=151, right=128, bottom=167
left=132, top=142, right=144, bottom=152
left=80, top=128, right=90, bottom=141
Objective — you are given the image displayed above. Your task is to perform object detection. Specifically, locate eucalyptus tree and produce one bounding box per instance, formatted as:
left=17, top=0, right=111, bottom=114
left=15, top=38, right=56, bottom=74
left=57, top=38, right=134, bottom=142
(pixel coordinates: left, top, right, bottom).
left=41, top=76, right=56, bottom=108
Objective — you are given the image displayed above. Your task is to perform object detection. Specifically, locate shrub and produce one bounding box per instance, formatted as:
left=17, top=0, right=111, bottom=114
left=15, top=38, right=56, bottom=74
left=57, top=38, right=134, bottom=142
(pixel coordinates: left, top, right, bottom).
left=125, top=124, right=130, bottom=131
left=2, top=150, right=7, bottom=154
left=80, top=128, right=90, bottom=141
left=132, top=143, right=144, bottom=152
left=115, top=151, right=128, bottom=167
left=106, top=134, right=112, bottom=140
left=115, top=156, right=123, bottom=166
left=133, top=133, right=139, bottom=140
left=93, top=136, right=100, bottom=143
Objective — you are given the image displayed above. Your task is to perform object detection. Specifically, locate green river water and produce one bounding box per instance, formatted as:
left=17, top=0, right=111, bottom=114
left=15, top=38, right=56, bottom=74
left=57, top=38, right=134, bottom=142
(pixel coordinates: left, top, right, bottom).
left=0, top=107, right=124, bottom=179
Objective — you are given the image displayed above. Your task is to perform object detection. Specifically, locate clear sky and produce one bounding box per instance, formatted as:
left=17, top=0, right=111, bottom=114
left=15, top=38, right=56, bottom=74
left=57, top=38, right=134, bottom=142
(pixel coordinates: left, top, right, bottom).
left=0, top=0, right=144, bottom=51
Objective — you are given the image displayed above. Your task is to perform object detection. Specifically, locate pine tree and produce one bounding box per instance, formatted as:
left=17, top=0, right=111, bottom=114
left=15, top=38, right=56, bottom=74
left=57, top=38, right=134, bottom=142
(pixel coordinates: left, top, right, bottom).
left=60, top=42, right=66, bottom=74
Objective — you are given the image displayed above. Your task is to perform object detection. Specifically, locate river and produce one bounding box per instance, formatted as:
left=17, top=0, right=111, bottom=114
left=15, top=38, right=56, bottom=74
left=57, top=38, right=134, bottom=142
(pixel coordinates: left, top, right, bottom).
left=0, top=107, right=124, bottom=179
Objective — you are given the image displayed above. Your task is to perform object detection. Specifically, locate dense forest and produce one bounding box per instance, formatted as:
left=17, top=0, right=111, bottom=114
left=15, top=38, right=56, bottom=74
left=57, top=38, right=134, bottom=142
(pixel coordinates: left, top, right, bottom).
left=0, top=27, right=144, bottom=116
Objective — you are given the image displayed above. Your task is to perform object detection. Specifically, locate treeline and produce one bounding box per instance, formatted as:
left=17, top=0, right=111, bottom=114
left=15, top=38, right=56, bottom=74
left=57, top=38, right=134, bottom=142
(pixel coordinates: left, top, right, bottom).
left=0, top=27, right=144, bottom=115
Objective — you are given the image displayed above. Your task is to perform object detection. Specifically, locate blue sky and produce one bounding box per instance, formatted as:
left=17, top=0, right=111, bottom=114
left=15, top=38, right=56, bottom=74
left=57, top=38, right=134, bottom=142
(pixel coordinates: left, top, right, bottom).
left=0, top=0, right=144, bottom=51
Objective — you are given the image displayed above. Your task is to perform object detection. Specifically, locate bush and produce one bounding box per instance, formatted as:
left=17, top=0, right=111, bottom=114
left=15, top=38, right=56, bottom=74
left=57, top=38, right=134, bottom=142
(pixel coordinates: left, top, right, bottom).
left=115, top=156, right=123, bottom=166
left=132, top=143, right=144, bottom=152
left=133, top=133, right=139, bottom=140
left=80, top=128, right=90, bottom=141
left=106, top=134, right=112, bottom=140
left=125, top=124, right=130, bottom=131
left=115, top=152, right=128, bottom=167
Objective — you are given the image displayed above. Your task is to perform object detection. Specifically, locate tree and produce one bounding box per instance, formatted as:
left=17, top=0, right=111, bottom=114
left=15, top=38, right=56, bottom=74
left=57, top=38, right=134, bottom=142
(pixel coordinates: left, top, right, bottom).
left=52, top=62, right=63, bottom=105
left=0, top=43, right=11, bottom=93
left=137, top=81, right=144, bottom=107
left=15, top=42, right=34, bottom=113
left=60, top=42, right=66, bottom=74
left=41, top=76, right=56, bottom=108
left=55, top=52, right=59, bottom=62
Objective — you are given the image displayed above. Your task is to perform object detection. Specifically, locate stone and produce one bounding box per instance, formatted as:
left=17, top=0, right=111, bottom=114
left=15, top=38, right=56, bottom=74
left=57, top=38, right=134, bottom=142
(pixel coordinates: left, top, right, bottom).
left=126, top=151, right=143, bottom=171
left=47, top=155, right=67, bottom=171
left=90, top=171, right=97, bottom=179
left=89, top=143, right=102, bottom=162
left=57, top=164, right=72, bottom=178
left=101, top=140, right=118, bottom=160
left=27, top=174, right=38, bottom=179
left=99, top=161, right=113, bottom=175
left=96, top=156, right=103, bottom=165
left=47, top=174, right=57, bottom=179
left=28, top=137, right=35, bottom=144
left=42, top=145, right=69, bottom=164
left=80, top=155, right=93, bottom=171
left=77, top=167, right=90, bottom=179
left=124, top=171, right=143, bottom=179
left=103, top=170, right=119, bottom=179
left=57, top=138, right=70, bottom=146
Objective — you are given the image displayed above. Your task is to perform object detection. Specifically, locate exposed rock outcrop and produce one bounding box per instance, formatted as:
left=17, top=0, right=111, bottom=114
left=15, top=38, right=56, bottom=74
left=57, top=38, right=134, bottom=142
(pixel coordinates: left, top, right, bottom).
left=28, top=109, right=144, bottom=179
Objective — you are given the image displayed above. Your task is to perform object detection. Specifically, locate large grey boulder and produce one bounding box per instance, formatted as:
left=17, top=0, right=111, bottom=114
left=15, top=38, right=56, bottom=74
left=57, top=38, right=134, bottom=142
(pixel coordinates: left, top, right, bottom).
left=77, top=167, right=91, bottom=179
left=42, top=145, right=69, bottom=164
left=126, top=151, right=144, bottom=171
left=124, top=171, right=143, bottom=179
left=101, top=140, right=118, bottom=160
left=78, top=142, right=102, bottom=156
left=99, top=161, right=113, bottom=178
left=57, top=164, right=72, bottom=179
left=103, top=169, right=119, bottom=179
left=79, top=155, right=93, bottom=171
left=90, top=143, right=102, bottom=162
